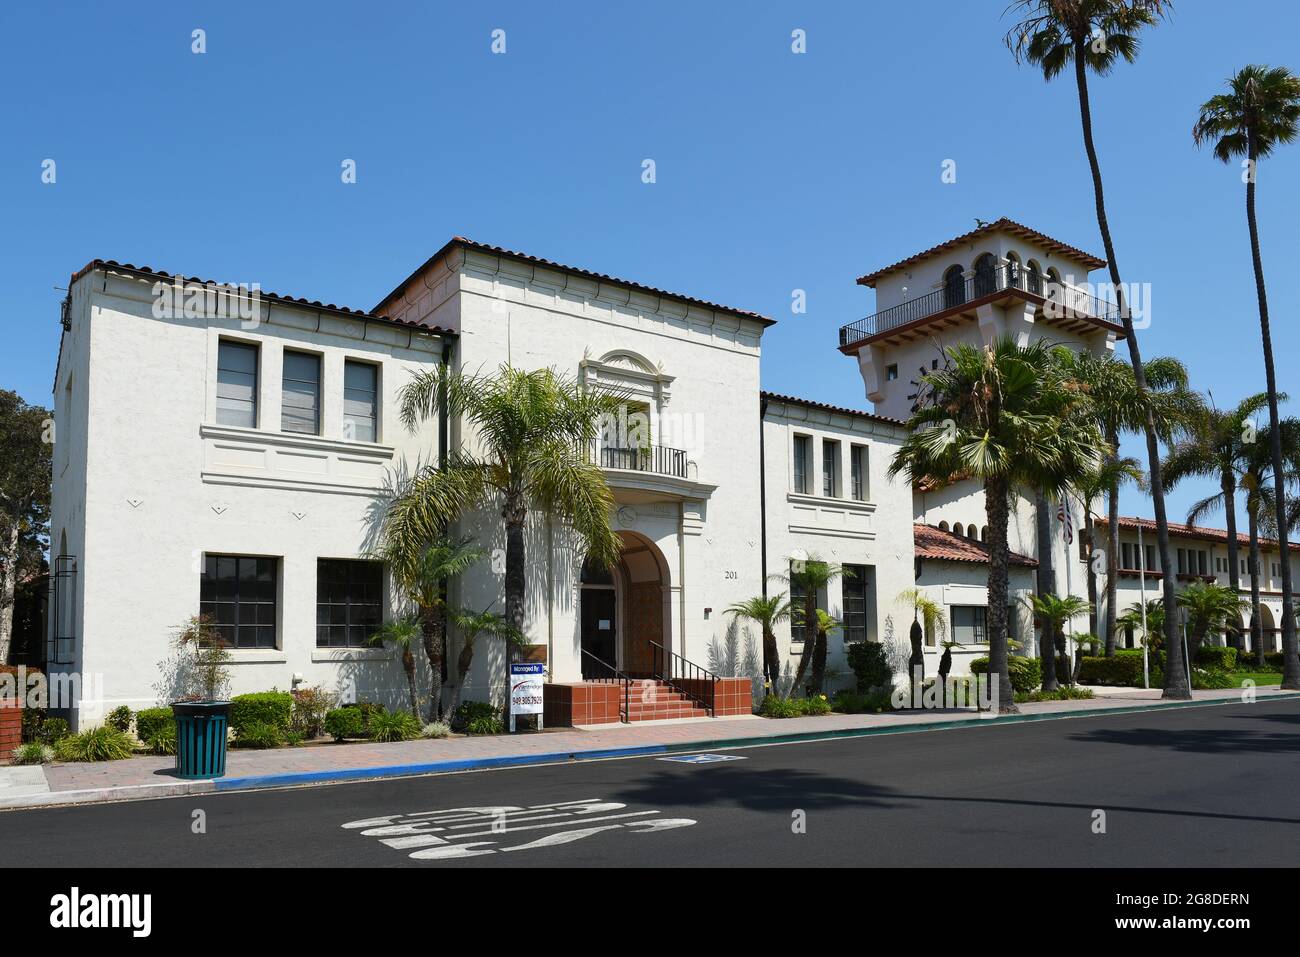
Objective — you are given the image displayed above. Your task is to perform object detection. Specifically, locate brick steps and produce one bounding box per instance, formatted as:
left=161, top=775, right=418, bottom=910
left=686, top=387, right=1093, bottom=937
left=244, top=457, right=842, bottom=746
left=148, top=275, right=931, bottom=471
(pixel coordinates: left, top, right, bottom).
left=543, top=676, right=753, bottom=726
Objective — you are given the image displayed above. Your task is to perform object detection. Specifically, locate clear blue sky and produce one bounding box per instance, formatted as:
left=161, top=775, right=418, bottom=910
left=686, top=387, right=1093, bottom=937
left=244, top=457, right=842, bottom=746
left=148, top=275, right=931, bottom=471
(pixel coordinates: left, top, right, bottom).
left=4, top=1, right=1298, bottom=527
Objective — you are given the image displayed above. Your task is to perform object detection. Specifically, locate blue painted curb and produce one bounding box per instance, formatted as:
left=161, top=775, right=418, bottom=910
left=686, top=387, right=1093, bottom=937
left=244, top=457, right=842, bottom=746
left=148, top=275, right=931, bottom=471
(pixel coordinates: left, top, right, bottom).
left=207, top=692, right=1300, bottom=795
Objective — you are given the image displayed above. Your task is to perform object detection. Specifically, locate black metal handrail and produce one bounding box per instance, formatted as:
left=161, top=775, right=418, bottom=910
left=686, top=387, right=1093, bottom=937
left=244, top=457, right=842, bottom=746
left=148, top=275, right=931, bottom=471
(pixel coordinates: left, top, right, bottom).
left=838, top=262, right=1123, bottom=347
left=588, top=441, right=688, bottom=479
left=647, top=640, right=718, bottom=717
left=580, top=649, right=631, bottom=723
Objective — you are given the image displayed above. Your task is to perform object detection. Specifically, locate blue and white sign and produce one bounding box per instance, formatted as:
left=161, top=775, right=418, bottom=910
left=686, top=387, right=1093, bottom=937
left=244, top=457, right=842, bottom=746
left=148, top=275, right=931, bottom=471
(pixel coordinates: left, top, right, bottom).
left=509, top=663, right=545, bottom=716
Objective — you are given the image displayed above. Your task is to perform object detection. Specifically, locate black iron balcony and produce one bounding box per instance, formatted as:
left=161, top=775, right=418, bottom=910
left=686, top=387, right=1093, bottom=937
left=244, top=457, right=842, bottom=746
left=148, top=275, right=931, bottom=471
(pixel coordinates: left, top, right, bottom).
left=838, top=262, right=1123, bottom=348
left=589, top=442, right=688, bottom=478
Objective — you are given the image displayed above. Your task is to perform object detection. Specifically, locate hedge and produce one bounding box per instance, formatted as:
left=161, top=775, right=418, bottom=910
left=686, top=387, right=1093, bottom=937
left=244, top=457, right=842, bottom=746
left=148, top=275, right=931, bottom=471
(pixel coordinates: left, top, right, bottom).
left=1195, top=645, right=1238, bottom=671
left=230, top=692, right=293, bottom=738
left=324, top=707, right=367, bottom=741
left=846, top=641, right=893, bottom=693
left=970, top=655, right=1042, bottom=694
left=134, top=707, right=174, bottom=743
left=1078, top=654, right=1147, bottom=687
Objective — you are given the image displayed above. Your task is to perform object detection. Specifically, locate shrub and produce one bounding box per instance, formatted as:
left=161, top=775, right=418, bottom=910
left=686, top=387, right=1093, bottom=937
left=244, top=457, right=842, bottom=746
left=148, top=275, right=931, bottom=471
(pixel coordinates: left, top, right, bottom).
left=831, top=690, right=893, bottom=714
left=233, top=720, right=284, bottom=749
left=1196, top=646, right=1238, bottom=671
left=324, top=707, right=367, bottom=741
left=464, top=715, right=506, bottom=735
left=230, top=692, right=293, bottom=737
left=970, top=656, right=1042, bottom=693
left=846, top=641, right=893, bottom=693
left=1078, top=654, right=1146, bottom=687
left=422, top=721, right=451, bottom=739
left=1263, top=652, right=1284, bottom=671
left=105, top=706, right=133, bottom=733
left=290, top=687, right=336, bottom=739
left=54, top=725, right=134, bottom=762
left=21, top=707, right=48, bottom=743
left=134, top=707, right=174, bottom=744
left=284, top=730, right=306, bottom=747
left=1015, top=686, right=1096, bottom=702
left=36, top=717, right=71, bottom=746
left=759, top=695, right=801, bottom=718
left=368, top=710, right=422, bottom=742
left=800, top=694, right=832, bottom=716
left=11, top=742, right=54, bottom=765
left=453, top=700, right=499, bottom=728
left=145, top=723, right=177, bottom=756
left=1192, top=668, right=1234, bottom=690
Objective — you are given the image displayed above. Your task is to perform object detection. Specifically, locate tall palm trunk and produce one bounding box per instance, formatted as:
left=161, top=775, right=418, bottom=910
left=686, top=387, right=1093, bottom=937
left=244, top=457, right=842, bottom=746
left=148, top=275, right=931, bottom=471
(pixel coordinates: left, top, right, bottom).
left=1249, top=512, right=1265, bottom=667
left=419, top=607, right=445, bottom=721
left=502, top=490, right=528, bottom=662
left=985, top=476, right=1018, bottom=713
left=1084, top=511, right=1099, bottom=638
left=1073, top=46, right=1188, bottom=698
left=1244, top=137, right=1300, bottom=689
left=401, top=647, right=420, bottom=719
left=809, top=622, right=828, bottom=695
left=445, top=639, right=475, bottom=720
left=1035, top=492, right=1058, bottom=691
left=1222, top=469, right=1244, bottom=652
left=1104, top=428, right=1122, bottom=656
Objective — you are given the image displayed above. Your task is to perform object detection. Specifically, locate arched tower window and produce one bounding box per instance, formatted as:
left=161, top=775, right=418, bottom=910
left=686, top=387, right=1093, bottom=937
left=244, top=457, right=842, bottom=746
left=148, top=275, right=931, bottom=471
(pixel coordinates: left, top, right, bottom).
left=943, top=265, right=966, bottom=309
left=973, top=253, right=997, bottom=297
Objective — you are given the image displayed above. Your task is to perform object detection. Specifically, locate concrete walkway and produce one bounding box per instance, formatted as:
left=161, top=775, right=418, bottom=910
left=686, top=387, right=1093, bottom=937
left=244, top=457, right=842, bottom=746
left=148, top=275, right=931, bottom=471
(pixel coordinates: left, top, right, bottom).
left=3, top=685, right=1294, bottom=811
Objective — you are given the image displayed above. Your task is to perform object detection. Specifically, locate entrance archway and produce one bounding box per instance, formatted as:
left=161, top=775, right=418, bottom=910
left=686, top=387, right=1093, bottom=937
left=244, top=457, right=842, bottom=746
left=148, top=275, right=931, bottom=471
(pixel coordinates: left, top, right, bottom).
left=579, top=531, right=670, bottom=677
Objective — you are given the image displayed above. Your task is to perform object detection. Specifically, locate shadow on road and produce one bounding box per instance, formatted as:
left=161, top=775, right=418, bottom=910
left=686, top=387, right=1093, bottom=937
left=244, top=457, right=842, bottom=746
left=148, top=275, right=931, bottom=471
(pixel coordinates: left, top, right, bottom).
left=613, top=765, right=909, bottom=813
left=1066, top=723, right=1300, bottom=756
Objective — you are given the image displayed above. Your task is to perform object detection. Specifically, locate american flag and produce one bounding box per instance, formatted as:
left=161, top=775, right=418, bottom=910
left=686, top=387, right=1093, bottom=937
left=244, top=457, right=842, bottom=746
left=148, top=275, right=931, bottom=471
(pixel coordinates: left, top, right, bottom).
left=1057, top=499, right=1074, bottom=545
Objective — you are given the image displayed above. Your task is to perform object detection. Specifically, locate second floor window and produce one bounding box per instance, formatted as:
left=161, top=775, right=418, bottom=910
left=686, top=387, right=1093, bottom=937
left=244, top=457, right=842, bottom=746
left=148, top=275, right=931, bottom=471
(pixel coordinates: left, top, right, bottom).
left=343, top=360, right=378, bottom=442
left=850, top=444, right=867, bottom=500
left=822, top=440, right=839, bottom=496
left=282, top=351, right=321, bottom=434
left=793, top=435, right=810, bottom=494
left=216, top=340, right=258, bottom=428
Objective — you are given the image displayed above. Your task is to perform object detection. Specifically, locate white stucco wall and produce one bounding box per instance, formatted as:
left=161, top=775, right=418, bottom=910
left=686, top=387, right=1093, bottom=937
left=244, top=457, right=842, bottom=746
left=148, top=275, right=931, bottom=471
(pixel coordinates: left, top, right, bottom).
left=760, top=397, right=915, bottom=695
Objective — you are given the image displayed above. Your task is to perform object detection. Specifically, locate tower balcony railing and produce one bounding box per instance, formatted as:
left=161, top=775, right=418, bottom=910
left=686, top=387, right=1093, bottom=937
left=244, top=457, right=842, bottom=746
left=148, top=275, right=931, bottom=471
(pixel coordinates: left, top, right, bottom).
left=587, top=441, right=689, bottom=479
left=838, top=263, right=1123, bottom=348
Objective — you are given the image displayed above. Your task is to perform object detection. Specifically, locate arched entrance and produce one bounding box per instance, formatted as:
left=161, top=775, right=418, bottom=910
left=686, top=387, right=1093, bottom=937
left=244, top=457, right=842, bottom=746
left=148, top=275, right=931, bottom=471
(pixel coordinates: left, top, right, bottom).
left=579, top=531, right=670, bottom=677
left=1260, top=604, right=1278, bottom=653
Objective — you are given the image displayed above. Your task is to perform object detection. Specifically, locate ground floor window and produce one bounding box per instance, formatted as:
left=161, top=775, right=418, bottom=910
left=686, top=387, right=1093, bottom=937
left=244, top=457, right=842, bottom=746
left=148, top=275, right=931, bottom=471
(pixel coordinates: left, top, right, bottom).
left=842, top=564, right=870, bottom=643
left=317, top=559, right=383, bottom=648
left=200, top=555, right=278, bottom=649
left=950, top=605, right=987, bottom=645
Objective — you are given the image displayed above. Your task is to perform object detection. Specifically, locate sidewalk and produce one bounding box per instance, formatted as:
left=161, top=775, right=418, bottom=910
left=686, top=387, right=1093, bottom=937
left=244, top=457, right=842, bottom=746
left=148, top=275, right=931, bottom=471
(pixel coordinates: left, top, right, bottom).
left=3, top=686, right=1295, bottom=811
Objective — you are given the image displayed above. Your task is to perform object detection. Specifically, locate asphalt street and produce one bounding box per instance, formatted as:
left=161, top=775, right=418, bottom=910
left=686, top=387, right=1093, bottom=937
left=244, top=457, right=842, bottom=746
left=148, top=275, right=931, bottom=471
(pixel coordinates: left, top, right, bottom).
left=3, top=698, right=1298, bottom=867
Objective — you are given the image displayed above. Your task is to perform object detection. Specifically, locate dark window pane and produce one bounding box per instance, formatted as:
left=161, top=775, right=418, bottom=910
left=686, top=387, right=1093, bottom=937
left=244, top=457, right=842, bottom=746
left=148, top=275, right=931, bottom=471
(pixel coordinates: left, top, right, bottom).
left=315, top=559, right=384, bottom=648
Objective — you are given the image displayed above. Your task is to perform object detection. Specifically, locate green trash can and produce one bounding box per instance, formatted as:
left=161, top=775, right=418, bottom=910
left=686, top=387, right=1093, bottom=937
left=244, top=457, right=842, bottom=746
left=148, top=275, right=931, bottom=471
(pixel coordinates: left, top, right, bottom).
left=172, top=701, right=231, bottom=779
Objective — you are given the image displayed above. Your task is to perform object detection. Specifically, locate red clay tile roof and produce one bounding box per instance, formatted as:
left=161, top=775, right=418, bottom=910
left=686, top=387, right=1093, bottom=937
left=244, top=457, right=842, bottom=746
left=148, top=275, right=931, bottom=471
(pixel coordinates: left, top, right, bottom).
left=1095, top=516, right=1300, bottom=553
left=914, top=523, right=1038, bottom=567
left=760, top=391, right=906, bottom=427
left=71, top=259, right=454, bottom=335
left=856, top=218, right=1107, bottom=288
left=373, top=237, right=776, bottom=326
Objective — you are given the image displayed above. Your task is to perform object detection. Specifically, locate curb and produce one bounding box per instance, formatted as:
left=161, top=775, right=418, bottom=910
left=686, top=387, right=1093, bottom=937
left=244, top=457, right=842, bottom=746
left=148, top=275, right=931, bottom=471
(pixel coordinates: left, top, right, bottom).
left=5, top=691, right=1298, bottom=811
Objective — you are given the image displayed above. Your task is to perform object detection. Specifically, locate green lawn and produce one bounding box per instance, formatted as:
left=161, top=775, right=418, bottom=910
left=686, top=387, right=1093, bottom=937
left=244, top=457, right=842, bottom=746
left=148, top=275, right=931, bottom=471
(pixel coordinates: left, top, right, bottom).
left=1231, top=671, right=1282, bottom=688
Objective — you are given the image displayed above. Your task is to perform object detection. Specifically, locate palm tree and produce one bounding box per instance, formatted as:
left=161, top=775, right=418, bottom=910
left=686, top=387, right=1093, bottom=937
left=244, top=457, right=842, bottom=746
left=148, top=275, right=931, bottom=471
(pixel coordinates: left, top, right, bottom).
left=1006, top=0, right=1189, bottom=699
left=1178, top=415, right=1300, bottom=667
left=1061, top=352, right=1195, bottom=656
left=1022, top=593, right=1091, bottom=687
left=1072, top=455, right=1145, bottom=651
left=1194, top=64, right=1300, bottom=691
left=371, top=535, right=485, bottom=720
left=391, top=365, right=625, bottom=658
left=368, top=615, right=423, bottom=719
left=1117, top=597, right=1165, bottom=651
left=1176, top=582, right=1248, bottom=650
left=895, top=587, right=947, bottom=684
left=445, top=606, right=526, bottom=719
left=772, top=557, right=844, bottom=695
left=890, top=337, right=1103, bottom=712
left=1162, top=392, right=1273, bottom=654
left=725, top=593, right=792, bottom=697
